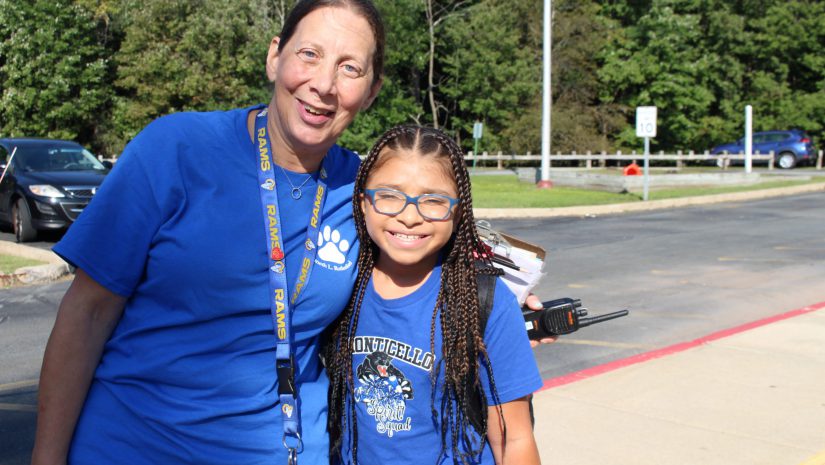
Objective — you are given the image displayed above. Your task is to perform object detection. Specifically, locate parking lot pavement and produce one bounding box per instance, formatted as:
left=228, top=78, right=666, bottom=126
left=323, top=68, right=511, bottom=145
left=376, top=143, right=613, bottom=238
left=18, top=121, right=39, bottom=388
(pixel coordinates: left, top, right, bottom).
left=533, top=302, right=825, bottom=465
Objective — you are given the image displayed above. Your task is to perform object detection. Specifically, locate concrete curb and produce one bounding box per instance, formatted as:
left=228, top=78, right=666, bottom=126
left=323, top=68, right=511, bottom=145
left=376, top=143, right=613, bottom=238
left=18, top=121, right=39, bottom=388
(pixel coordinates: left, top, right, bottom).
left=474, top=181, right=825, bottom=219
left=0, top=241, right=71, bottom=285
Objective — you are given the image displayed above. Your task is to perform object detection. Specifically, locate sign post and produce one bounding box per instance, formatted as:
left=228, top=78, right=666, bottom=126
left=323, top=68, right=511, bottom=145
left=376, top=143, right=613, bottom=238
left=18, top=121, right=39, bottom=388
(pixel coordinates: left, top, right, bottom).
left=635, top=106, right=657, bottom=201
left=538, top=0, right=553, bottom=188
left=744, top=105, right=753, bottom=173
left=473, top=121, right=483, bottom=171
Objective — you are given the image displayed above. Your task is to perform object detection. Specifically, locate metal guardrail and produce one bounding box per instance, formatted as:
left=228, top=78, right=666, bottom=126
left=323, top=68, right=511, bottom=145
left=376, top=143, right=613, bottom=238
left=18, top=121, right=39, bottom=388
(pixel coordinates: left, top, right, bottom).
left=465, top=150, right=825, bottom=170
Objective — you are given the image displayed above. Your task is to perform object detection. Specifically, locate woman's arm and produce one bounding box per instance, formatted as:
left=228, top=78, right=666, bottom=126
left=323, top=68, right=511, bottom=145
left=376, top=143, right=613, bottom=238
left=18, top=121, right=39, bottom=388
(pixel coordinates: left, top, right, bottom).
left=31, top=269, right=127, bottom=465
left=486, top=396, right=541, bottom=465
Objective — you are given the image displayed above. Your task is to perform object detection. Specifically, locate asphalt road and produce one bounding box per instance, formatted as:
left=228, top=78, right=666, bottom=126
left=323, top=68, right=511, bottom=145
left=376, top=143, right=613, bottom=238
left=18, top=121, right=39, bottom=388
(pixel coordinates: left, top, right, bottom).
left=1, top=191, right=825, bottom=463
left=519, top=191, right=825, bottom=380
left=0, top=225, right=64, bottom=251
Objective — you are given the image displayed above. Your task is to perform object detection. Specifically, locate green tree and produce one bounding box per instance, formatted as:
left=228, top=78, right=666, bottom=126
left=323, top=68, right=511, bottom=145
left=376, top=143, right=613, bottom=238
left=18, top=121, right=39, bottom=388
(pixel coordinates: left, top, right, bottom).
left=439, top=0, right=538, bottom=152
left=599, top=1, right=720, bottom=151
left=0, top=0, right=113, bottom=146
left=550, top=0, right=624, bottom=153
left=738, top=0, right=825, bottom=144
left=104, top=0, right=274, bottom=154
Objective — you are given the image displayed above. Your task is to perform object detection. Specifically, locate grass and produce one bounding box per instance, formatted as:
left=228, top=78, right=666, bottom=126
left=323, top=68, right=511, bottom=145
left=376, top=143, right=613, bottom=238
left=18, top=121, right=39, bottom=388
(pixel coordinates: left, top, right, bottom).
left=649, top=179, right=820, bottom=200
left=470, top=175, right=633, bottom=208
left=0, top=254, right=47, bottom=274
left=470, top=173, right=823, bottom=208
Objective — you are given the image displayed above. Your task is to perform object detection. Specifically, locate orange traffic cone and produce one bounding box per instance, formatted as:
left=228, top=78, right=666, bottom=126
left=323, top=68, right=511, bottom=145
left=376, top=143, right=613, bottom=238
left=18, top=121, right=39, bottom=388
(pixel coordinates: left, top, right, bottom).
left=623, top=162, right=641, bottom=176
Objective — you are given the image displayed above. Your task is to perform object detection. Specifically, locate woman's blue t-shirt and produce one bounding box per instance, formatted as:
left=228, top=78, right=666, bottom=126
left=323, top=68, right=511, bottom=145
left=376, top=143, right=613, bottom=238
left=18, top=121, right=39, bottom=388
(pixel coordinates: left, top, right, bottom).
left=53, top=106, right=361, bottom=464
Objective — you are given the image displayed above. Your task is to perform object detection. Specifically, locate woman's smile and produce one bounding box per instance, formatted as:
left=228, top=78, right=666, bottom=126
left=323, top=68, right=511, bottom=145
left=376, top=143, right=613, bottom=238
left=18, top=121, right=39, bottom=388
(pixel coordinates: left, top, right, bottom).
left=297, top=99, right=334, bottom=123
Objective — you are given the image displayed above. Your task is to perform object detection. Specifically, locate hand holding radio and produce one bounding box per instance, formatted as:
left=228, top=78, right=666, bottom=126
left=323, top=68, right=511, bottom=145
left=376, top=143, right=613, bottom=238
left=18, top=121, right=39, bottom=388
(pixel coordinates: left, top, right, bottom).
left=522, top=297, right=629, bottom=340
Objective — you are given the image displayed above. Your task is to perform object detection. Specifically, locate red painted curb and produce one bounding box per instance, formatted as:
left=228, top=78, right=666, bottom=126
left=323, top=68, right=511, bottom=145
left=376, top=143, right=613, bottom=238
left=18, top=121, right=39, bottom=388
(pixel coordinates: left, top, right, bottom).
left=539, top=301, right=825, bottom=391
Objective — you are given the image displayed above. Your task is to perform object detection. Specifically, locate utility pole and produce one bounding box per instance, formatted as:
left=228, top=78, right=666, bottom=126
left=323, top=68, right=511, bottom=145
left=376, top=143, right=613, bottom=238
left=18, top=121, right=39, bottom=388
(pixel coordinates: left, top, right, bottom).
left=537, top=0, right=553, bottom=188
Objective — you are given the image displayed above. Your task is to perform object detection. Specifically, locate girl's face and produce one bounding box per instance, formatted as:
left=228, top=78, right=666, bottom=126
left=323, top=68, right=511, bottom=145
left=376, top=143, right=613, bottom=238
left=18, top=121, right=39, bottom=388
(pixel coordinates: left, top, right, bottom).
left=361, top=150, right=459, bottom=278
left=266, top=7, right=383, bottom=157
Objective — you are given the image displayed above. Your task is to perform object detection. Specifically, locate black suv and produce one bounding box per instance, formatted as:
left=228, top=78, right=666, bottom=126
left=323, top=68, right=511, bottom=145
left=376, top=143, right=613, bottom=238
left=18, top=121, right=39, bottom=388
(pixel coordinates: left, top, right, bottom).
left=0, top=138, right=111, bottom=242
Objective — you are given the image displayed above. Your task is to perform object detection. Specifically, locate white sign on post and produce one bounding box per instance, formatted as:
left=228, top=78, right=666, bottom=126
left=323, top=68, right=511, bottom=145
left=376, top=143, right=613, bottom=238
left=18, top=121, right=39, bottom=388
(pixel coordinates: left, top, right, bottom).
left=636, top=106, right=657, bottom=138
left=635, top=106, right=657, bottom=202
left=473, top=122, right=483, bottom=140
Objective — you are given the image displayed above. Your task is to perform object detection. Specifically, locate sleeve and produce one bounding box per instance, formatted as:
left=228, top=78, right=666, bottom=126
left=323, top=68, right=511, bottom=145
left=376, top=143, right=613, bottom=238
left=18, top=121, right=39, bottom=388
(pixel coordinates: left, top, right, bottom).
left=479, top=278, right=544, bottom=405
left=52, top=129, right=167, bottom=297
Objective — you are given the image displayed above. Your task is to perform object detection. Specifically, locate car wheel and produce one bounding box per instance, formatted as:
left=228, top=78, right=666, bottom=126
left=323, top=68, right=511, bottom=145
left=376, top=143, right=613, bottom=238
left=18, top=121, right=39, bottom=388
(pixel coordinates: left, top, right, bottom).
left=777, top=152, right=796, bottom=169
left=12, top=198, right=37, bottom=243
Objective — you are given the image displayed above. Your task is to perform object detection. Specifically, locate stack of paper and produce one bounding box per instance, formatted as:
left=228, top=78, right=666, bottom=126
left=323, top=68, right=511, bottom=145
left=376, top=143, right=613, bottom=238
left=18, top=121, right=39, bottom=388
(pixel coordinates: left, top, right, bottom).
left=476, top=221, right=546, bottom=305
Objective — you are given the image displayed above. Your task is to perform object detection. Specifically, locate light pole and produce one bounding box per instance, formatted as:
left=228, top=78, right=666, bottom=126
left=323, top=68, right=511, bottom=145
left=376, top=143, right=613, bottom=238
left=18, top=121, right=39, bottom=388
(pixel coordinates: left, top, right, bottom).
left=537, top=0, right=552, bottom=188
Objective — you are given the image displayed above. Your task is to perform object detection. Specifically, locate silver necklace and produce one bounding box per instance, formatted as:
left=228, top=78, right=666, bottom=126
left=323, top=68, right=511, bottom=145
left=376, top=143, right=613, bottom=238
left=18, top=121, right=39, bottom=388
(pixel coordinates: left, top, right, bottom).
left=279, top=165, right=313, bottom=200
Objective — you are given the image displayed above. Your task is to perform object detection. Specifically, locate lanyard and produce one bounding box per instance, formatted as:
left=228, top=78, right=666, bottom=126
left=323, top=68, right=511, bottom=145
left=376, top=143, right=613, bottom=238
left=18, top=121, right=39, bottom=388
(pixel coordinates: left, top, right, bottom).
left=254, top=109, right=329, bottom=464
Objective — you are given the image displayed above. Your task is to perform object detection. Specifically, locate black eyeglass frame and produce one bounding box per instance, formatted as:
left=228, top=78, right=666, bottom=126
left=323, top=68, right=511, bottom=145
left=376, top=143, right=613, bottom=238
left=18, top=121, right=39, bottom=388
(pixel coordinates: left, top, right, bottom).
left=363, top=187, right=460, bottom=221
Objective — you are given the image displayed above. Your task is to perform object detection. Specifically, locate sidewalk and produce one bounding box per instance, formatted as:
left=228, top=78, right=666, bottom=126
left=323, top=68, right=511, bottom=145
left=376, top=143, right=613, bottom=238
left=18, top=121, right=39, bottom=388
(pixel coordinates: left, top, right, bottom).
left=533, top=302, right=825, bottom=465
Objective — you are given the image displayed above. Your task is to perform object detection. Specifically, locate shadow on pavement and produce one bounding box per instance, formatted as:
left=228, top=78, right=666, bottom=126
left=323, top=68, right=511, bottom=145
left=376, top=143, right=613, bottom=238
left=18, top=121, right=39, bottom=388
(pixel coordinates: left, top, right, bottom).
left=0, top=388, right=37, bottom=465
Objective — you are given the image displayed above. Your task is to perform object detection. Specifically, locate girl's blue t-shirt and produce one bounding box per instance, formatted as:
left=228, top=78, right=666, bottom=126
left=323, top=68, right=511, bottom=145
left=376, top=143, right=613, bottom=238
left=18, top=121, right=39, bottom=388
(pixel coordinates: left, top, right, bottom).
left=340, top=264, right=543, bottom=464
left=53, top=106, right=361, bottom=465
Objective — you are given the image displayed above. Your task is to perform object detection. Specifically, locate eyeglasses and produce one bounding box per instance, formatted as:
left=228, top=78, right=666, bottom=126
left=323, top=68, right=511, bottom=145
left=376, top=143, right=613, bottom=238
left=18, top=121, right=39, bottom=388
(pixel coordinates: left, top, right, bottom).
left=363, top=188, right=460, bottom=221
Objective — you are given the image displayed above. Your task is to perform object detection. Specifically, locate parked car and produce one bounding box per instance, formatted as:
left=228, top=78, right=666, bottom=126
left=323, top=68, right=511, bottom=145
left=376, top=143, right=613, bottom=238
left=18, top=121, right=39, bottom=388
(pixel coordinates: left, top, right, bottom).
left=710, top=130, right=817, bottom=169
left=0, top=138, right=111, bottom=242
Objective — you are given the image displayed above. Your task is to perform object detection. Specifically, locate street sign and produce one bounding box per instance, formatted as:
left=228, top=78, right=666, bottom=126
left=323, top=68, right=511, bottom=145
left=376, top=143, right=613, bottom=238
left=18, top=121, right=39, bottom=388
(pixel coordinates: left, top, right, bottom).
left=473, top=122, right=483, bottom=140
left=635, top=106, right=657, bottom=138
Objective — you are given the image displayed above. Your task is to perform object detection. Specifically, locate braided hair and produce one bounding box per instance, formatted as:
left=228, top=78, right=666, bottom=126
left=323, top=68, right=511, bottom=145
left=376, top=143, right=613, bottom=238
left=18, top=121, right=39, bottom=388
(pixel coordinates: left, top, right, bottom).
left=326, top=125, right=504, bottom=464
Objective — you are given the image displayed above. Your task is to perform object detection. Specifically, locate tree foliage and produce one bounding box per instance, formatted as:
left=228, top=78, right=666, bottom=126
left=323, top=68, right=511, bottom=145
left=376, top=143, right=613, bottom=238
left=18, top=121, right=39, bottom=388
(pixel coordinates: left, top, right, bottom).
left=101, top=0, right=275, bottom=153
left=0, top=0, right=823, bottom=155
left=0, top=0, right=112, bottom=144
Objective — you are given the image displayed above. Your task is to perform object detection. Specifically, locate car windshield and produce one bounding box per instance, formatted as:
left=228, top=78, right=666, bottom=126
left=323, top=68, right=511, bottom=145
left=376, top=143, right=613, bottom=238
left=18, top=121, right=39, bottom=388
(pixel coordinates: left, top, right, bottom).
left=12, top=142, right=106, bottom=172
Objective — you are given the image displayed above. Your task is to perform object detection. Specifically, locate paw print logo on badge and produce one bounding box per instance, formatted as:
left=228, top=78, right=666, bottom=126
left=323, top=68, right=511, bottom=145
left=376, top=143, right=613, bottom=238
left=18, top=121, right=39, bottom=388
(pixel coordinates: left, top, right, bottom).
left=317, top=225, right=350, bottom=265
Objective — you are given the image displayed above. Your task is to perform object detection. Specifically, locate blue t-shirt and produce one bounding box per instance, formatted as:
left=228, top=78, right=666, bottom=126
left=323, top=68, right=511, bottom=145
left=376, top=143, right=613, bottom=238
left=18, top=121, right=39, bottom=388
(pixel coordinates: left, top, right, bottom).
left=53, top=106, right=361, bottom=464
left=340, top=264, right=542, bottom=464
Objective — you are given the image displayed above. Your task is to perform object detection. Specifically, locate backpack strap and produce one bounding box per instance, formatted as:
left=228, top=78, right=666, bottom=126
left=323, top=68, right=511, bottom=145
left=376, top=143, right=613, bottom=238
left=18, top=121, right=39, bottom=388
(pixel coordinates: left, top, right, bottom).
left=477, top=272, right=497, bottom=335
left=467, top=270, right=536, bottom=433
left=466, top=271, right=498, bottom=434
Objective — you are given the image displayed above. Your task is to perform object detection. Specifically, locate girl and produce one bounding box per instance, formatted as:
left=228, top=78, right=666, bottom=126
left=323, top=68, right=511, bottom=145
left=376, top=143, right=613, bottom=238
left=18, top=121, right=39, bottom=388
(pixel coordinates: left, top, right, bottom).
left=327, top=125, right=542, bottom=465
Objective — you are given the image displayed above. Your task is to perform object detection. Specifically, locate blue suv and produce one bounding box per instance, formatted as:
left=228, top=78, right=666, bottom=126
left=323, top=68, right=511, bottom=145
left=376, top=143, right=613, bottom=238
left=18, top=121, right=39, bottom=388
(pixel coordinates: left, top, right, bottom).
left=710, top=130, right=817, bottom=169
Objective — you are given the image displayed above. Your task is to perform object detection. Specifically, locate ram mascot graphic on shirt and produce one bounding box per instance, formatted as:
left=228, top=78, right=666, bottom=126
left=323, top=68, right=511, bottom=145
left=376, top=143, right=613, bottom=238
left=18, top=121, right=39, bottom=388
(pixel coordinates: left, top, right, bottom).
left=354, top=351, right=413, bottom=419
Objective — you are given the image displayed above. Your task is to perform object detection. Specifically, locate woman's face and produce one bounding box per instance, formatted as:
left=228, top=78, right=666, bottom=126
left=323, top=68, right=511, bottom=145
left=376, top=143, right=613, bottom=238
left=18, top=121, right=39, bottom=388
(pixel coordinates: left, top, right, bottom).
left=266, top=7, right=382, bottom=157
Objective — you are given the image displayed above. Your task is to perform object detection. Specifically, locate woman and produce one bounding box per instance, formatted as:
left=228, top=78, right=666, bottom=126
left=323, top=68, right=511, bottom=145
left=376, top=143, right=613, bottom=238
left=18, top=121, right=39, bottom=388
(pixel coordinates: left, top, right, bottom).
left=32, top=1, right=383, bottom=464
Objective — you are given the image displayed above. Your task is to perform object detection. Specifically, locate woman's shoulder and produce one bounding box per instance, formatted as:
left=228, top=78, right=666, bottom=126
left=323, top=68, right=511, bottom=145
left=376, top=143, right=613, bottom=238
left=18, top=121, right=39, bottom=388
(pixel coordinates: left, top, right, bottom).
left=139, top=107, right=251, bottom=142
left=122, top=107, right=255, bottom=161
left=324, top=144, right=362, bottom=186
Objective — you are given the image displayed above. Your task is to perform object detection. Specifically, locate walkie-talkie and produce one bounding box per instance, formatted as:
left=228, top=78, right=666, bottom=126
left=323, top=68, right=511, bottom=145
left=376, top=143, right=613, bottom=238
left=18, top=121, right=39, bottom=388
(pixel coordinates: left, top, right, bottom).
left=522, top=297, right=629, bottom=339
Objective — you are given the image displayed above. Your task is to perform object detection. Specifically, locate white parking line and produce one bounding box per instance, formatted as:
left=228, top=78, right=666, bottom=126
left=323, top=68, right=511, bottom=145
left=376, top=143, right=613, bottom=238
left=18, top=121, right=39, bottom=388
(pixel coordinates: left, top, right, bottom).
left=0, top=402, right=37, bottom=412
left=0, top=379, right=38, bottom=394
